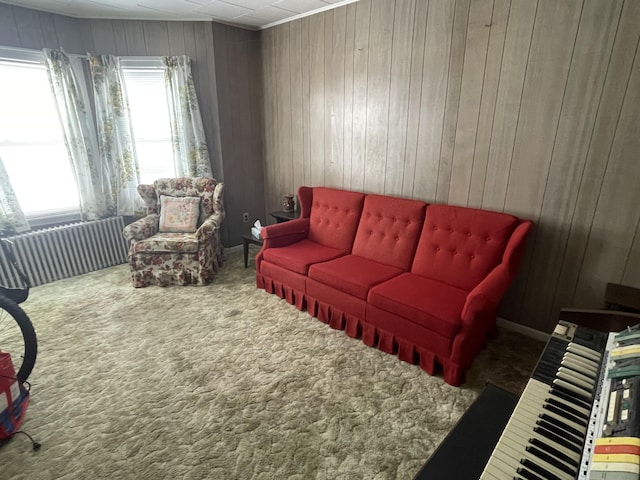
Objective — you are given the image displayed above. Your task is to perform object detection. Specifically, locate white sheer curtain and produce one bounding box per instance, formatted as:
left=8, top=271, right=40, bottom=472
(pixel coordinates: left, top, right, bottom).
left=163, top=55, right=213, bottom=177
left=88, top=54, right=143, bottom=216
left=43, top=48, right=113, bottom=220
left=0, top=156, right=30, bottom=233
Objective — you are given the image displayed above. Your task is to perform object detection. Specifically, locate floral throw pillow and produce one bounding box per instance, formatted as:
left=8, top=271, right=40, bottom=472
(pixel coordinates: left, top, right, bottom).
left=158, top=195, right=201, bottom=233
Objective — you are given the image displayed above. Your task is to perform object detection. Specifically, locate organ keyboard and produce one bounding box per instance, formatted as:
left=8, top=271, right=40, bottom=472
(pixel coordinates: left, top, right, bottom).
left=481, top=318, right=640, bottom=480
left=414, top=309, right=640, bottom=480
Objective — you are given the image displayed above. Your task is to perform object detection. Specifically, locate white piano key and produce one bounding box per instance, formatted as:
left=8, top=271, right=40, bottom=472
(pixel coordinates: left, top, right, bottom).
left=561, top=355, right=599, bottom=378
left=567, top=342, right=601, bottom=362
left=553, top=378, right=593, bottom=400
left=557, top=368, right=595, bottom=391
left=490, top=440, right=575, bottom=480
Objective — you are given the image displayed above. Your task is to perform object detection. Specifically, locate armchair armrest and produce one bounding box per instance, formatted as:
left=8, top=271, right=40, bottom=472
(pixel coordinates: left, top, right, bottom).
left=196, top=211, right=223, bottom=242
left=123, top=214, right=159, bottom=243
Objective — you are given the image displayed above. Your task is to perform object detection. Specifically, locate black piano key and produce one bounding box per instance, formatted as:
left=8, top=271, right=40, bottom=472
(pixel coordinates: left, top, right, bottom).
left=539, top=413, right=583, bottom=438
left=525, top=445, right=576, bottom=476
left=545, top=397, right=589, bottom=421
left=521, top=459, right=562, bottom=480
left=535, top=420, right=583, bottom=449
left=516, top=467, right=545, bottom=480
left=549, top=386, right=592, bottom=411
left=549, top=383, right=591, bottom=404
left=542, top=403, right=588, bottom=428
left=529, top=438, right=579, bottom=468
left=533, top=425, right=582, bottom=454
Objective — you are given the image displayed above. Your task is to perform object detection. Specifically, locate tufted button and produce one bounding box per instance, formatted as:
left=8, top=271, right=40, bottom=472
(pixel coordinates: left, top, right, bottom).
left=433, top=226, right=438, bottom=231
left=452, top=250, right=457, bottom=255
left=395, top=236, right=399, bottom=241
left=449, top=228, right=454, bottom=233
left=435, top=247, right=440, bottom=252
left=486, top=236, right=491, bottom=241
left=467, top=232, right=472, bottom=237
left=392, top=217, right=397, bottom=223
left=470, top=255, right=475, bottom=260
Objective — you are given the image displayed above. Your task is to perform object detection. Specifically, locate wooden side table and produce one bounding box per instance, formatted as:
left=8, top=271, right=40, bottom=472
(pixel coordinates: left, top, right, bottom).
left=270, top=210, right=299, bottom=223
left=240, top=234, right=263, bottom=268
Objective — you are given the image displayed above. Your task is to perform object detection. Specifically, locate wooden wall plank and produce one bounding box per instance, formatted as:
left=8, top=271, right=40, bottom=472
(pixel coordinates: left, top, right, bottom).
left=448, top=0, right=493, bottom=206
left=289, top=20, right=305, bottom=195
left=413, top=0, right=455, bottom=201
left=401, top=0, right=428, bottom=199
left=308, top=13, right=325, bottom=187
left=466, top=0, right=510, bottom=208
left=481, top=0, right=537, bottom=212
left=143, top=21, right=170, bottom=56
left=261, top=28, right=278, bottom=213
left=38, top=11, right=59, bottom=49
left=51, top=13, right=83, bottom=53
left=111, top=21, right=128, bottom=55
left=363, top=0, right=394, bottom=194
left=552, top=0, right=640, bottom=317
left=324, top=8, right=346, bottom=189
left=520, top=0, right=623, bottom=331
left=384, top=0, right=415, bottom=198
left=167, top=21, right=186, bottom=55
left=342, top=4, right=357, bottom=193
left=350, top=0, right=371, bottom=192
left=123, top=20, right=147, bottom=55
left=623, top=219, right=640, bottom=287
left=12, top=5, right=44, bottom=49
left=275, top=23, right=293, bottom=203
left=90, top=20, right=117, bottom=54
left=500, top=0, right=583, bottom=323
left=0, top=4, right=19, bottom=47
left=434, top=0, right=470, bottom=203
left=572, top=50, right=640, bottom=307
left=301, top=18, right=312, bottom=188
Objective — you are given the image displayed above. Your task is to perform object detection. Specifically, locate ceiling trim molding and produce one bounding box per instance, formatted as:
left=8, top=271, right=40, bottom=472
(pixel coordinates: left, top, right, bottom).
left=259, top=0, right=360, bottom=30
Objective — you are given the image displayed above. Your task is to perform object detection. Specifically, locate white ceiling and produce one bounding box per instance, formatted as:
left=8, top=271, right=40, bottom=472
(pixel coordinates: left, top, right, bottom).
left=3, top=0, right=358, bottom=29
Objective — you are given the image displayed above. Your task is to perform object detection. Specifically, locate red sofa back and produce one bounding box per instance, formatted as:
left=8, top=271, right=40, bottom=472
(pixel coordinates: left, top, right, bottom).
left=352, top=195, right=427, bottom=270
left=412, top=204, right=520, bottom=291
left=308, top=187, right=365, bottom=251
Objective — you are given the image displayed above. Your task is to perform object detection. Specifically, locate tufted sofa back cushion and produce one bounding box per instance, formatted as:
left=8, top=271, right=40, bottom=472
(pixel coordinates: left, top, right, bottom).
left=308, top=187, right=365, bottom=251
left=352, top=195, right=427, bottom=270
left=412, top=204, right=519, bottom=291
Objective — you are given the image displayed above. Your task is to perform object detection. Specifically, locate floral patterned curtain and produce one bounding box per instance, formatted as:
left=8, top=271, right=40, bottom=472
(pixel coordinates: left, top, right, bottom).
left=43, top=49, right=113, bottom=220
left=0, top=157, right=30, bottom=234
left=163, top=56, right=213, bottom=177
left=88, top=54, right=142, bottom=216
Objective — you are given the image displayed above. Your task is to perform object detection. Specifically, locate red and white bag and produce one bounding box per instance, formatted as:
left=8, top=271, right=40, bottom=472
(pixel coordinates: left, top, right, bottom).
left=0, top=351, right=30, bottom=440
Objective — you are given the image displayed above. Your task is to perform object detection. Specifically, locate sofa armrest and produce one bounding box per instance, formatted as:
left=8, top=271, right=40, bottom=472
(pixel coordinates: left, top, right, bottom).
left=123, top=214, right=159, bottom=243
left=461, top=220, right=533, bottom=324
left=255, top=218, right=310, bottom=272
left=261, top=218, right=310, bottom=246
left=196, top=211, right=223, bottom=242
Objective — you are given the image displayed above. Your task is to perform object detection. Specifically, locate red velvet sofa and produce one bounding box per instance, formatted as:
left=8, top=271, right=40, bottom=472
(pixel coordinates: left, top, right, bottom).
left=255, top=187, right=532, bottom=386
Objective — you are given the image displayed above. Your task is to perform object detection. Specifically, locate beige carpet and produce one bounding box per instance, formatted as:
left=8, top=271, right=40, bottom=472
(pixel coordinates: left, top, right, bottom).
left=0, top=249, right=544, bottom=479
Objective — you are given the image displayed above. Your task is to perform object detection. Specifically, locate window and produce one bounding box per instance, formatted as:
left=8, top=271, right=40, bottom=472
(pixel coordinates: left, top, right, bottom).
left=121, top=61, right=175, bottom=184
left=0, top=56, right=80, bottom=220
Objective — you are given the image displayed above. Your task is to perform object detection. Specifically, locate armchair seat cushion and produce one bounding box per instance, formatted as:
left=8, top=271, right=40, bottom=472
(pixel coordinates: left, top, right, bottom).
left=308, top=254, right=403, bottom=300
left=262, top=239, right=345, bottom=275
left=132, top=232, right=200, bottom=254
left=368, top=273, right=468, bottom=338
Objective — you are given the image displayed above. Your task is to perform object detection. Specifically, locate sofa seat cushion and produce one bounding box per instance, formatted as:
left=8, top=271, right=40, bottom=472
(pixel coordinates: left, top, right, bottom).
left=132, top=232, right=199, bottom=253
left=262, top=239, right=346, bottom=275
left=368, top=273, right=469, bottom=338
left=308, top=254, right=404, bottom=300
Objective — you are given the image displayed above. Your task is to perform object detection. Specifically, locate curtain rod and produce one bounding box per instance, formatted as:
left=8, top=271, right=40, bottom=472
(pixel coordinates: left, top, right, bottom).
left=0, top=45, right=168, bottom=62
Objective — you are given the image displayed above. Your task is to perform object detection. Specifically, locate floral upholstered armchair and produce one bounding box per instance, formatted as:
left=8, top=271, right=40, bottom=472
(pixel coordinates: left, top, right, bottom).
left=122, top=177, right=225, bottom=287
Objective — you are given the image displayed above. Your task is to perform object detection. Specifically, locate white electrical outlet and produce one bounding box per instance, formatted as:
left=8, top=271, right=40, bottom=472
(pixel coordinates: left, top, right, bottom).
left=242, top=212, right=249, bottom=223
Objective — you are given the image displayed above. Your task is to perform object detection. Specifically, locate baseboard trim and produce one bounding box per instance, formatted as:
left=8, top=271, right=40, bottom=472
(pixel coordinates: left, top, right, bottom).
left=496, top=317, right=549, bottom=343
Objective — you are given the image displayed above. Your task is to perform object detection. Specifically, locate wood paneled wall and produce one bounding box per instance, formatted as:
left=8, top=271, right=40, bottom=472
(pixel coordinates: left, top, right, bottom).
left=261, top=0, right=640, bottom=332
left=0, top=2, right=264, bottom=247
